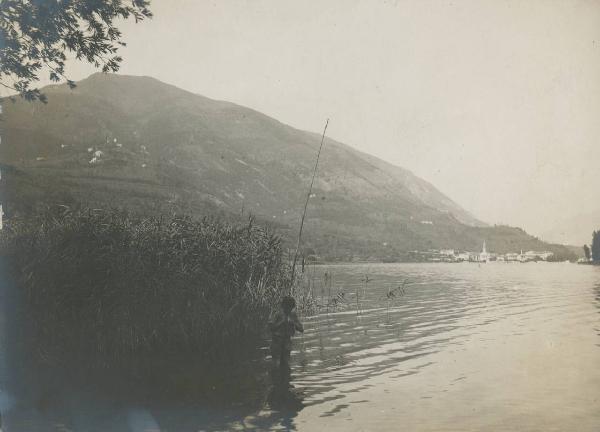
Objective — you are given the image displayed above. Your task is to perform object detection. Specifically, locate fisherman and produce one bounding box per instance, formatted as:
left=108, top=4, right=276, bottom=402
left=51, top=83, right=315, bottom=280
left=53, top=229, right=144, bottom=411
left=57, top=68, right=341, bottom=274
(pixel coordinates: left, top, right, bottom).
left=269, top=296, right=304, bottom=385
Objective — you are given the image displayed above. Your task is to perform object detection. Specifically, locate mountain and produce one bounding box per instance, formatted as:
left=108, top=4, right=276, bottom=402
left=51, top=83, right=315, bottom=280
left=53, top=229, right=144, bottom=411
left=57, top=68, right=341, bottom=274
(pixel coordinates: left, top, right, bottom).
left=0, top=73, right=576, bottom=261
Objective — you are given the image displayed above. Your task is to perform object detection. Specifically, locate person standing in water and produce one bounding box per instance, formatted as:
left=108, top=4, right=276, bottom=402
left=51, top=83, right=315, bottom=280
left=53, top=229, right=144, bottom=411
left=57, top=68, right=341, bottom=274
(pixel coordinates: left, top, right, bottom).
left=269, top=296, right=304, bottom=385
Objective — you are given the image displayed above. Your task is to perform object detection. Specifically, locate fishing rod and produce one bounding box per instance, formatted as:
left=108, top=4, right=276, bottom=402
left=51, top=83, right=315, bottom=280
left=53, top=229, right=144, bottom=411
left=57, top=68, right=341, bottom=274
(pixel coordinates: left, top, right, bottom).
left=290, top=118, right=329, bottom=293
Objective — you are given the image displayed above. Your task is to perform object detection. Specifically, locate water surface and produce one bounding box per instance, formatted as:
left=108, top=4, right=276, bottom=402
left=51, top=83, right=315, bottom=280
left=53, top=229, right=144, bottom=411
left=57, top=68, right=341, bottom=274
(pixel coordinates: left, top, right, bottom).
left=235, top=262, right=600, bottom=431
left=2, top=262, right=600, bottom=431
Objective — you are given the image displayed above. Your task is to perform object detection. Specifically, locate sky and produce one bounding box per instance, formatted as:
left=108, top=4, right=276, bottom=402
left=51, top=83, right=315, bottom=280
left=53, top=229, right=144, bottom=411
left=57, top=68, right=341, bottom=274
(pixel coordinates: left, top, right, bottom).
left=27, top=0, right=600, bottom=244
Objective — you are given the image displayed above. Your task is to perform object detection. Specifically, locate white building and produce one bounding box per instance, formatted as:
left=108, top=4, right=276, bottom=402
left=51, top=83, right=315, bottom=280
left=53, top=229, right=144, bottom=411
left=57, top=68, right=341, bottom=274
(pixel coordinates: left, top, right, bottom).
left=480, top=241, right=490, bottom=262
left=456, top=252, right=470, bottom=261
left=522, top=250, right=554, bottom=262
left=472, top=241, right=490, bottom=263
left=504, top=253, right=519, bottom=262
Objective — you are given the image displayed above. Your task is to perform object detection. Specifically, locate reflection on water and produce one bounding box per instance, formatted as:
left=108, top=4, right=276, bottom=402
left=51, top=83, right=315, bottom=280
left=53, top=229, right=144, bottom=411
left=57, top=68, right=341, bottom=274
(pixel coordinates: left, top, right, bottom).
left=233, top=263, right=600, bottom=431
left=1, top=263, right=600, bottom=431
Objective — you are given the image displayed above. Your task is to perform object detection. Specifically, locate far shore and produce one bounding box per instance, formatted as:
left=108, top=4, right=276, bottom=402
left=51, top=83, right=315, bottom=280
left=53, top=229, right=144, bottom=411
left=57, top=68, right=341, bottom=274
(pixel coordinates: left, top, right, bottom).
left=306, top=260, right=584, bottom=266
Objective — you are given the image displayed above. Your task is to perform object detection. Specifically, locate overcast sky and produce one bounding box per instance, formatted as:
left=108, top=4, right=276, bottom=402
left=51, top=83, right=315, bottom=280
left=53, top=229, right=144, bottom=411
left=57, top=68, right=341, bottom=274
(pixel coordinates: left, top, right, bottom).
left=37, top=0, right=600, bottom=243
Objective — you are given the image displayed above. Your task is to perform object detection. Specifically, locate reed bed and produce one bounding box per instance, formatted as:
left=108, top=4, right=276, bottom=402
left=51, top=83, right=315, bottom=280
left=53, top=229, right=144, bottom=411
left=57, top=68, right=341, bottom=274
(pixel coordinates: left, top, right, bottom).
left=0, top=206, right=290, bottom=384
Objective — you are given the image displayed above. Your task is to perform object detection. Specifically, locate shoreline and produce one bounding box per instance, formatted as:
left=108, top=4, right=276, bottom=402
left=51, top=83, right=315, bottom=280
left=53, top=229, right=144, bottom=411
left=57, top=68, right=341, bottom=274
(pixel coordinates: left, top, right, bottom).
left=307, top=259, right=580, bottom=266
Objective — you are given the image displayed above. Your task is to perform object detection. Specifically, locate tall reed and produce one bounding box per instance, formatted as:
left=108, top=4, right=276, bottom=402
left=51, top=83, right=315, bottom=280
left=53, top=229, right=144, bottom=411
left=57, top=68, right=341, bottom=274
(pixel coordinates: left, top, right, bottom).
left=0, top=206, right=290, bottom=381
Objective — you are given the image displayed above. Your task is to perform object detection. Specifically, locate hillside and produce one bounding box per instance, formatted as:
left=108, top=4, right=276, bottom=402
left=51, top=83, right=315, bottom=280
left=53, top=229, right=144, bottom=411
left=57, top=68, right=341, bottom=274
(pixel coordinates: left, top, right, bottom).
left=0, top=73, right=576, bottom=261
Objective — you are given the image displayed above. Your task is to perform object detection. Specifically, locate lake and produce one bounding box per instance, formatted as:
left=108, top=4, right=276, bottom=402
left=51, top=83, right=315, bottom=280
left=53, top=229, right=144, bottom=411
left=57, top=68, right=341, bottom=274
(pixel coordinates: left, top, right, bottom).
left=230, top=262, right=600, bottom=431
left=1, top=262, right=600, bottom=431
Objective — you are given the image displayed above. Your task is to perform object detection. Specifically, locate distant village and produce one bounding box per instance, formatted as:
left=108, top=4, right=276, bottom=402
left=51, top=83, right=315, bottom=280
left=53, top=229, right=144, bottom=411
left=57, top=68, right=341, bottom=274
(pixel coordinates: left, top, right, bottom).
left=409, top=241, right=556, bottom=263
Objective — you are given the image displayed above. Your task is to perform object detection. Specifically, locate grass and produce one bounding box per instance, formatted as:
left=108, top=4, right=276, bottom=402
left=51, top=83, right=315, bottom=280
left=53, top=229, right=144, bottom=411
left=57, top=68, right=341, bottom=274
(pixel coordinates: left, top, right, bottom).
left=0, top=205, right=291, bottom=395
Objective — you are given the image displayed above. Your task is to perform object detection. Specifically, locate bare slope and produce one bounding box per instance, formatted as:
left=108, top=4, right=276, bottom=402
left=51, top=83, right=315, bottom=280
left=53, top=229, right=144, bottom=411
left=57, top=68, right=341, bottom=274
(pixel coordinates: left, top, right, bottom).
left=0, top=73, right=575, bottom=260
